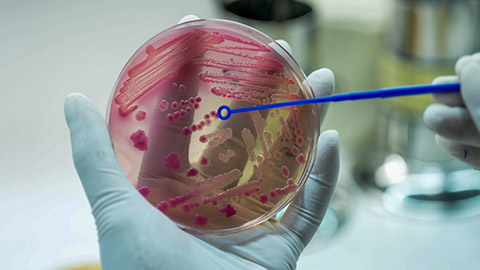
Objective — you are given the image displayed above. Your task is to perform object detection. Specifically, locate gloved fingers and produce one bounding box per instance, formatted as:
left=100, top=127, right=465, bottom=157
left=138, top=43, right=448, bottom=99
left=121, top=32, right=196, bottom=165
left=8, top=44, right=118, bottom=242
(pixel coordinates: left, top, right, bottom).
left=436, top=135, right=480, bottom=169
left=275, top=41, right=335, bottom=122
left=455, top=52, right=480, bottom=74
left=280, top=130, right=340, bottom=247
left=307, top=68, right=335, bottom=125
left=423, top=103, right=480, bottom=147
left=455, top=55, right=472, bottom=74
left=431, top=75, right=463, bottom=106
left=65, top=93, right=138, bottom=210
left=459, top=59, right=480, bottom=132
left=275, top=39, right=293, bottom=55
left=178, top=14, right=200, bottom=24
left=277, top=40, right=336, bottom=122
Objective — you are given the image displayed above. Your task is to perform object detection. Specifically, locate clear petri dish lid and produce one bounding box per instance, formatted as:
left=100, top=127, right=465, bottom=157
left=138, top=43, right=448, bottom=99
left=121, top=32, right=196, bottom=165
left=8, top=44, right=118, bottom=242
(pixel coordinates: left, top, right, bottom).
left=107, top=19, right=319, bottom=235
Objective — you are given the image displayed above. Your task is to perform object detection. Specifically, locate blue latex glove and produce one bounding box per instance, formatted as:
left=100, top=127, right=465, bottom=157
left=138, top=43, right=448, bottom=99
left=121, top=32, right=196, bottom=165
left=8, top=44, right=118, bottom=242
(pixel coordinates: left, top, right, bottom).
left=424, top=52, right=480, bottom=169
left=65, top=15, right=340, bottom=270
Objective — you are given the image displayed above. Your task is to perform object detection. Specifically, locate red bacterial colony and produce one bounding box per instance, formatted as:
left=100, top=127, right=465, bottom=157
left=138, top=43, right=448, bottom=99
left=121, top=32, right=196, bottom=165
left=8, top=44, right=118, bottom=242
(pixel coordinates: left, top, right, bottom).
left=138, top=186, right=151, bottom=197
left=135, top=110, right=146, bottom=121
left=200, top=156, right=210, bottom=166
left=259, top=194, right=268, bottom=203
left=267, top=161, right=274, bottom=170
left=292, top=145, right=300, bottom=156
left=158, top=100, right=169, bottom=111
left=219, top=204, right=237, bottom=217
left=157, top=202, right=169, bottom=213
left=281, top=165, right=290, bottom=178
left=130, top=129, right=148, bottom=151
left=165, top=152, right=181, bottom=170
left=296, top=153, right=306, bottom=164
left=186, top=168, right=199, bottom=177
left=182, top=127, right=192, bottom=136
left=107, top=19, right=319, bottom=233
left=194, top=214, right=208, bottom=225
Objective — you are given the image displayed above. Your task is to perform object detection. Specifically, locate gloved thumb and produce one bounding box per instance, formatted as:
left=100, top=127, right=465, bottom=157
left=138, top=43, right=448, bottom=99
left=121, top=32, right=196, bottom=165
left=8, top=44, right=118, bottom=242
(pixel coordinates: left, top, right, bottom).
left=65, top=93, right=138, bottom=218
left=458, top=55, right=480, bottom=132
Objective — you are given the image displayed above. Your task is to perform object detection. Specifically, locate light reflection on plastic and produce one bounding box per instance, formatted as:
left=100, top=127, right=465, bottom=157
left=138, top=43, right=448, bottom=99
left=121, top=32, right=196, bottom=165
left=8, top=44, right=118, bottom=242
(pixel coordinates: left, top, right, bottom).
left=375, top=154, right=408, bottom=187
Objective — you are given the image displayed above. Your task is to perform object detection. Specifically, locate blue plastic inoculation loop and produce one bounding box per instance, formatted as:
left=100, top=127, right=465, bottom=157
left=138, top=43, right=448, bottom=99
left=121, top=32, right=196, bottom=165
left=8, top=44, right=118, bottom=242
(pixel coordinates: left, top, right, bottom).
left=218, top=105, right=232, bottom=120
left=217, top=82, right=461, bottom=120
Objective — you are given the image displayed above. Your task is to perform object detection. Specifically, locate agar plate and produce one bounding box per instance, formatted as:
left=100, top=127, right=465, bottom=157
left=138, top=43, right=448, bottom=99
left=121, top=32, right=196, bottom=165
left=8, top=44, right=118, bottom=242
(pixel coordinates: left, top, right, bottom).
left=107, top=19, right=319, bottom=234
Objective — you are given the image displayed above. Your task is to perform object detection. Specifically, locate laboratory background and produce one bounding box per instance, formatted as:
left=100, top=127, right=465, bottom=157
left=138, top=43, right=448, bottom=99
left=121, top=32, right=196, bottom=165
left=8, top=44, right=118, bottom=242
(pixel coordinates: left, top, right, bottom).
left=1, top=0, right=480, bottom=269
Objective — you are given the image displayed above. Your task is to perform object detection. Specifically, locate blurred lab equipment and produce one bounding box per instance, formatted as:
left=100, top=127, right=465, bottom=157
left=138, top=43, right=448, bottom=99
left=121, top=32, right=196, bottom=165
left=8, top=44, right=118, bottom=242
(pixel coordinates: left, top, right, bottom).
left=355, top=0, right=480, bottom=220
left=217, top=0, right=317, bottom=72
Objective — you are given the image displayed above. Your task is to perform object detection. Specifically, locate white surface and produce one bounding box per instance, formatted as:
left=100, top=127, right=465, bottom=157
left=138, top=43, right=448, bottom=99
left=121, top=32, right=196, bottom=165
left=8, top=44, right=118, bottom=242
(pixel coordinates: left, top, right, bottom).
left=0, top=1, right=217, bottom=269
left=1, top=1, right=479, bottom=270
left=299, top=186, right=480, bottom=270
left=0, top=142, right=97, bottom=269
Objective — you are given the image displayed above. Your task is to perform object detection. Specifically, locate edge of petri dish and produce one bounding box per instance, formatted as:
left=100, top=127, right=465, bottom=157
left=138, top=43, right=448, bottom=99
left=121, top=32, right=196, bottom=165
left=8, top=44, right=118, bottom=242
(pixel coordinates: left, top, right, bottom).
left=106, top=19, right=320, bottom=235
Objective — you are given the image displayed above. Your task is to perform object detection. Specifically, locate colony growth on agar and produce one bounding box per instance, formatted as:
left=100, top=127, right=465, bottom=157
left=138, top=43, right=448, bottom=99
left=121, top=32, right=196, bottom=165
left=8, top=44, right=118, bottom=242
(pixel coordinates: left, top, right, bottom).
left=107, top=19, right=320, bottom=234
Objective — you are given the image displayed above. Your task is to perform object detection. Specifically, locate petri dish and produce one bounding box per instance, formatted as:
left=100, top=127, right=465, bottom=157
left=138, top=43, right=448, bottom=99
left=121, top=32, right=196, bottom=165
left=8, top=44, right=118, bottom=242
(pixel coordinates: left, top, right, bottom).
left=107, top=19, right=320, bottom=234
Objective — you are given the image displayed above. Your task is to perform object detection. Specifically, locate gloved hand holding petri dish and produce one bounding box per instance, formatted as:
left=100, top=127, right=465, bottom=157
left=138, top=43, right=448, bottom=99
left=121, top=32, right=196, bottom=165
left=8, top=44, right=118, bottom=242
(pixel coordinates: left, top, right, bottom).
left=107, top=19, right=321, bottom=234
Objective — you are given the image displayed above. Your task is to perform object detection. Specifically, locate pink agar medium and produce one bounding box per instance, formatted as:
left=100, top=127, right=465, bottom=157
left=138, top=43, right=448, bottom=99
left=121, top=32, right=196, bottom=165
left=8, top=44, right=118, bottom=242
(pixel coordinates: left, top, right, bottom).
left=107, top=19, right=319, bottom=233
